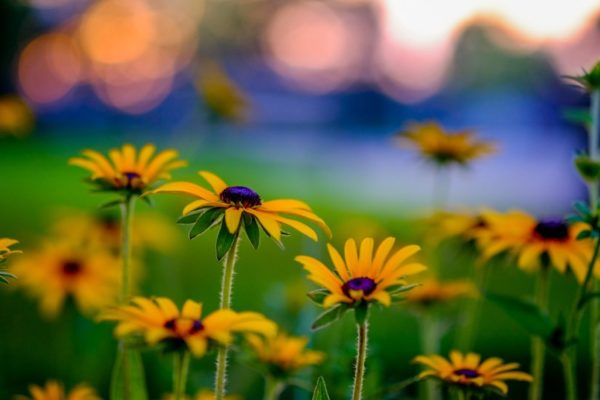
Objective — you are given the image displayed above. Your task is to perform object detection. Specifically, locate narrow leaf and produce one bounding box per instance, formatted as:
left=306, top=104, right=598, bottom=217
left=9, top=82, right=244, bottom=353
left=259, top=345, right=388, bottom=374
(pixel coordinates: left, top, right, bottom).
left=312, top=377, right=331, bottom=400
left=189, top=208, right=223, bottom=239
left=110, top=345, right=148, bottom=400
left=177, top=209, right=205, bottom=225
left=574, top=200, right=591, bottom=217
left=388, top=283, right=421, bottom=294
left=99, top=199, right=123, bottom=209
left=311, top=304, right=349, bottom=331
left=486, top=292, right=554, bottom=339
left=216, top=220, right=236, bottom=261
left=243, top=214, right=260, bottom=249
left=576, top=230, right=592, bottom=240
left=579, top=291, right=600, bottom=310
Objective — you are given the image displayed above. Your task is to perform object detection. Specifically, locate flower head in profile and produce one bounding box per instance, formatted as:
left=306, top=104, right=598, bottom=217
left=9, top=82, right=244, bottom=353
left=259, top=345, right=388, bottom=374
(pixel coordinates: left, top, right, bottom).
left=15, top=380, right=100, bottom=400
left=153, top=171, right=331, bottom=258
left=246, top=331, right=324, bottom=376
left=396, top=122, right=495, bottom=166
left=101, top=296, right=277, bottom=357
left=69, top=144, right=187, bottom=195
left=423, top=210, right=488, bottom=246
left=0, top=237, right=21, bottom=283
left=405, top=277, right=477, bottom=308
left=297, top=237, right=426, bottom=313
left=475, top=210, right=598, bottom=282
left=414, top=351, right=532, bottom=396
left=10, top=238, right=120, bottom=317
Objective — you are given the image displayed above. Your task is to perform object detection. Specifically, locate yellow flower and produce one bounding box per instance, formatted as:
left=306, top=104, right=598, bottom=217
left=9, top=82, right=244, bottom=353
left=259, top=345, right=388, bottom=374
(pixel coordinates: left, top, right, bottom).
left=246, top=332, right=325, bottom=373
left=414, top=351, right=532, bottom=395
left=15, top=380, right=100, bottom=400
left=296, top=237, right=426, bottom=308
left=423, top=210, right=487, bottom=245
left=163, top=390, right=242, bottom=400
left=195, top=61, right=248, bottom=123
left=396, top=122, right=495, bottom=166
left=101, top=296, right=277, bottom=357
left=10, top=239, right=120, bottom=317
left=69, top=143, right=187, bottom=193
left=405, top=277, right=477, bottom=307
left=475, top=210, right=598, bottom=282
left=153, top=171, right=331, bottom=244
left=0, top=95, right=34, bottom=138
left=0, top=238, right=21, bottom=261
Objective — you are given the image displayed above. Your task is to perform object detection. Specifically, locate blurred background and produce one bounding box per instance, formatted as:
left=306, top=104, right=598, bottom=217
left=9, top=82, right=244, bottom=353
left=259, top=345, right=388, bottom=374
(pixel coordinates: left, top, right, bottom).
left=1, top=0, right=600, bottom=398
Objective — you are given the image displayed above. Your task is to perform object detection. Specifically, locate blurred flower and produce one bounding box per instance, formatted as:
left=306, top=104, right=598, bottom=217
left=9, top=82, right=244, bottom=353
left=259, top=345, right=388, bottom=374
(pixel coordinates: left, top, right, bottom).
left=101, top=296, right=277, bottom=357
left=52, top=211, right=179, bottom=253
left=10, top=238, right=120, bottom=317
left=414, top=351, right=532, bottom=395
left=475, top=210, right=598, bottom=282
left=15, top=380, right=100, bottom=400
left=396, top=122, right=495, bottom=166
left=153, top=171, right=331, bottom=247
left=405, top=277, right=477, bottom=307
left=0, top=95, right=34, bottom=137
left=196, top=61, right=248, bottom=123
left=296, top=237, right=426, bottom=308
left=423, top=210, right=488, bottom=245
left=0, top=238, right=21, bottom=262
left=163, top=390, right=241, bottom=400
left=246, top=332, right=324, bottom=375
left=69, top=143, right=187, bottom=195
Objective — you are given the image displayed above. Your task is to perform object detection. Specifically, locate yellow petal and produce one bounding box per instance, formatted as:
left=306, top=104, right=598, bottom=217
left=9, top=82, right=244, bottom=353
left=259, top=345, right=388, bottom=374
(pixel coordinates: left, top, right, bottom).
left=182, top=300, right=202, bottom=319
left=199, top=171, right=228, bottom=194
left=327, top=243, right=350, bottom=281
left=225, top=208, right=243, bottom=233
left=154, top=181, right=219, bottom=201
left=367, top=290, right=391, bottom=306
left=247, top=210, right=281, bottom=240
left=369, top=237, right=396, bottom=276
left=323, top=293, right=352, bottom=308
left=261, top=199, right=312, bottom=211
left=379, top=245, right=421, bottom=279
left=137, top=143, right=156, bottom=170
left=274, top=215, right=318, bottom=241
left=344, top=239, right=359, bottom=275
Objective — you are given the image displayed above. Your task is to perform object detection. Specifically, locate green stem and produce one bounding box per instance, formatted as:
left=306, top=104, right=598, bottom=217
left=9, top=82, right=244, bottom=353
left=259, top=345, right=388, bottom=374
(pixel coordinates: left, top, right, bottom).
left=214, top=235, right=240, bottom=400
left=420, top=315, right=441, bottom=400
left=173, top=352, right=190, bottom=400
left=456, top=266, right=488, bottom=351
left=433, top=166, right=451, bottom=209
left=352, top=322, right=369, bottom=400
left=119, top=195, right=136, bottom=303
left=561, top=352, right=577, bottom=400
left=264, top=375, right=285, bottom=400
left=529, top=268, right=549, bottom=400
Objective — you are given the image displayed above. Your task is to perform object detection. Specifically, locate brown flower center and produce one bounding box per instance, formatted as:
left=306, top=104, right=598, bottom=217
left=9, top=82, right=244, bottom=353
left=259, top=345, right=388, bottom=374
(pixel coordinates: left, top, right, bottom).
left=219, top=186, right=262, bottom=208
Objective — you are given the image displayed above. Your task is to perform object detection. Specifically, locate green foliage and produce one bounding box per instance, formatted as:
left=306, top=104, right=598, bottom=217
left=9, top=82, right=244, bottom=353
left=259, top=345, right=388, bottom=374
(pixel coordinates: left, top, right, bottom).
left=567, top=200, right=599, bottom=237
left=575, top=154, right=600, bottom=183
left=0, top=270, right=15, bottom=284
left=307, top=289, right=330, bottom=306
left=189, top=208, right=224, bottom=239
left=243, top=214, right=260, bottom=249
left=563, top=108, right=592, bottom=127
left=486, top=292, right=554, bottom=340
left=312, top=376, right=331, bottom=400
left=216, top=219, right=237, bottom=261
left=312, top=304, right=350, bottom=331
left=565, top=61, right=600, bottom=91
left=110, top=346, right=148, bottom=400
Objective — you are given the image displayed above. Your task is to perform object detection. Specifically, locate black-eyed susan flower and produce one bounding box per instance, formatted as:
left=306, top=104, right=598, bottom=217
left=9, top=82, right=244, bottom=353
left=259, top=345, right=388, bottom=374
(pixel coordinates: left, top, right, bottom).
left=414, top=351, right=533, bottom=396
left=423, top=210, right=488, bottom=246
left=69, top=143, right=187, bottom=195
left=153, top=171, right=331, bottom=258
left=405, top=277, right=477, bottom=308
left=296, top=237, right=426, bottom=311
left=246, top=332, right=324, bottom=375
left=15, top=380, right=101, bottom=400
left=101, top=296, right=277, bottom=357
left=475, top=210, right=599, bottom=283
left=396, top=122, right=495, bottom=166
left=10, top=239, right=120, bottom=317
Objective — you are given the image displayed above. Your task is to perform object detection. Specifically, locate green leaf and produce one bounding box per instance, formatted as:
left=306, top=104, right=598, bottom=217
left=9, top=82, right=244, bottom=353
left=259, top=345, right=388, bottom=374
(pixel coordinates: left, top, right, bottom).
left=566, top=214, right=585, bottom=224
left=110, top=345, right=148, bottom=400
left=311, top=304, right=350, bottom=331
left=354, top=302, right=369, bottom=325
left=177, top=210, right=205, bottom=225
left=99, top=199, right=123, bottom=209
left=388, top=283, right=421, bottom=295
left=312, top=376, right=331, bottom=400
left=574, top=200, right=592, bottom=217
left=216, top=220, right=237, bottom=261
left=243, top=214, right=260, bottom=249
left=577, top=230, right=593, bottom=240
left=189, top=208, right=223, bottom=239
left=486, top=292, right=554, bottom=340
left=307, top=289, right=330, bottom=306
left=140, top=195, right=154, bottom=207
left=563, top=108, right=592, bottom=126
left=579, top=291, right=600, bottom=310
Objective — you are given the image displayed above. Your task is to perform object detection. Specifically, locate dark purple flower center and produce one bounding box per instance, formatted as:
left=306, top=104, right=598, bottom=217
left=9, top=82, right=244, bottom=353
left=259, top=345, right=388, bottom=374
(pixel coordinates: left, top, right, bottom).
left=342, top=277, right=377, bottom=297
left=62, top=260, right=82, bottom=276
left=454, top=368, right=480, bottom=378
left=122, top=171, right=142, bottom=188
left=163, top=318, right=204, bottom=334
left=220, top=186, right=262, bottom=208
left=534, top=219, right=569, bottom=240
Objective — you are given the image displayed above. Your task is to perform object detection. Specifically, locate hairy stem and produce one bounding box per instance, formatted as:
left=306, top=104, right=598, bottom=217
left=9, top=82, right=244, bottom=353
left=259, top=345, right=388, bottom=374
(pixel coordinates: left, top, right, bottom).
left=529, top=268, right=549, bottom=400
left=214, top=235, right=240, bottom=400
left=352, top=322, right=369, bottom=400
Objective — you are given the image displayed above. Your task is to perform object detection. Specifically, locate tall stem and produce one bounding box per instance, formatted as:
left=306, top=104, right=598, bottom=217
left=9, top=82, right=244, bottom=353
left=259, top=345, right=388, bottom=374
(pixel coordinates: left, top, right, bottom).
left=529, top=268, right=549, bottom=400
left=352, top=322, right=369, bottom=400
left=456, top=266, right=488, bottom=351
left=263, top=375, right=285, bottom=400
left=420, top=315, right=441, bottom=400
left=173, top=352, right=190, bottom=400
left=120, top=195, right=136, bottom=303
left=561, top=352, right=577, bottom=400
left=214, top=236, right=240, bottom=400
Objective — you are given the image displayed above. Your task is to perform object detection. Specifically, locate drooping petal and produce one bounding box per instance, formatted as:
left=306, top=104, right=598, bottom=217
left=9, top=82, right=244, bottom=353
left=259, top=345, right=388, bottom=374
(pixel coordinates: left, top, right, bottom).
left=225, top=207, right=243, bottom=233
left=154, top=182, right=219, bottom=201
left=199, top=171, right=228, bottom=194
left=273, top=215, right=318, bottom=241
left=261, top=199, right=312, bottom=211
left=247, top=209, right=281, bottom=240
